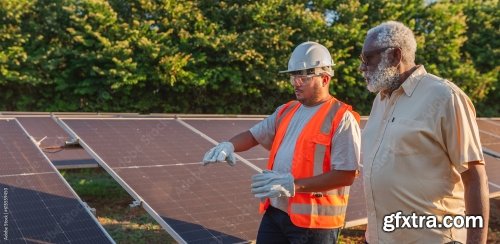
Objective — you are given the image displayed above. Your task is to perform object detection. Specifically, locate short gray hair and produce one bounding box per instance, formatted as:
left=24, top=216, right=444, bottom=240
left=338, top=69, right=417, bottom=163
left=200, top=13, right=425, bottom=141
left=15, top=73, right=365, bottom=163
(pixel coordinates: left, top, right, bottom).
left=367, top=21, right=417, bottom=64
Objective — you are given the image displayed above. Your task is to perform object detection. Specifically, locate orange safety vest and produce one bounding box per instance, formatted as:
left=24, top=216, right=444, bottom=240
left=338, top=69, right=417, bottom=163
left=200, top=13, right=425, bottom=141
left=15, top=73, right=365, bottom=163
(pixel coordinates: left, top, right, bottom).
left=259, top=98, right=360, bottom=229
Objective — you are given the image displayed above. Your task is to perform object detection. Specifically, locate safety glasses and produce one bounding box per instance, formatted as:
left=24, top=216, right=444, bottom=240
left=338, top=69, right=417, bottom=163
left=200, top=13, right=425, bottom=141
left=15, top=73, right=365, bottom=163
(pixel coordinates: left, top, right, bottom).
left=359, top=47, right=395, bottom=66
left=289, top=74, right=323, bottom=86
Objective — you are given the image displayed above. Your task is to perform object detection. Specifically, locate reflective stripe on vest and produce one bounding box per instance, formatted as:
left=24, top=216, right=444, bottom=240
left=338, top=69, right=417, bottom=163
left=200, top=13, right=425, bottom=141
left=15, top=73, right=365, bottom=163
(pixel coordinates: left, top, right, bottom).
left=275, top=101, right=300, bottom=128
left=259, top=98, right=355, bottom=229
left=313, top=101, right=344, bottom=176
left=291, top=203, right=348, bottom=216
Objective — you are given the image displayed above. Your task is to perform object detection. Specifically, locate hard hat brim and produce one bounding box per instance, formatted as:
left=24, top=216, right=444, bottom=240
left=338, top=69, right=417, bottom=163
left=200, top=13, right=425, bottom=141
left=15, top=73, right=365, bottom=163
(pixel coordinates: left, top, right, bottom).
left=278, top=69, right=293, bottom=74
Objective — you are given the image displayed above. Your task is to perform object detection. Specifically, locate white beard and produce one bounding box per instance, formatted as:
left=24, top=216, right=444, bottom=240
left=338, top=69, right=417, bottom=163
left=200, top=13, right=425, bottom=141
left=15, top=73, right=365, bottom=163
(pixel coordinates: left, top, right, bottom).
left=364, top=53, right=400, bottom=93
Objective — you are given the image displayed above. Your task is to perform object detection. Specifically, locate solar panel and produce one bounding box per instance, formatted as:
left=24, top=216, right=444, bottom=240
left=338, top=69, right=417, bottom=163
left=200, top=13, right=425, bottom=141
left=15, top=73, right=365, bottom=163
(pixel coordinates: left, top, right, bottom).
left=182, top=118, right=368, bottom=228
left=477, top=119, right=500, bottom=158
left=479, top=131, right=500, bottom=156
left=57, top=118, right=262, bottom=243
left=0, top=119, right=114, bottom=243
left=477, top=119, right=500, bottom=135
left=181, top=119, right=269, bottom=169
left=485, top=155, right=500, bottom=197
left=16, top=117, right=98, bottom=169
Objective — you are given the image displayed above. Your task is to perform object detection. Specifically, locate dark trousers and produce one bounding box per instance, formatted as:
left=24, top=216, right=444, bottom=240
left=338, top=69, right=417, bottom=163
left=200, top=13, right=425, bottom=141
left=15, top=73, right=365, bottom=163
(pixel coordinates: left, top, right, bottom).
left=257, top=206, right=339, bottom=244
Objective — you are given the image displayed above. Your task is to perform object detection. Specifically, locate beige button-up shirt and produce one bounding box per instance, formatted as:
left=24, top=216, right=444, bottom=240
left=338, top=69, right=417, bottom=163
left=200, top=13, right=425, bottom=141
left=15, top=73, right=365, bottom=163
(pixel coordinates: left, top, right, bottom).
left=362, top=66, right=484, bottom=243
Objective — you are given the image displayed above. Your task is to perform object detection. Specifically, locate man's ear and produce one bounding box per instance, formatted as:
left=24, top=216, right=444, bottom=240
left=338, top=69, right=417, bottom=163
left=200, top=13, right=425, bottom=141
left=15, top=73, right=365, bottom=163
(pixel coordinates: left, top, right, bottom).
left=391, top=47, right=402, bottom=67
left=322, top=75, right=331, bottom=86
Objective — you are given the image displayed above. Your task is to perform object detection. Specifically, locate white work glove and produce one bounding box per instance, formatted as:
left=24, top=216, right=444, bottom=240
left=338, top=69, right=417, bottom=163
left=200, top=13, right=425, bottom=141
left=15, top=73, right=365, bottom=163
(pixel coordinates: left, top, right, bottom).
left=202, top=142, right=236, bottom=166
left=251, top=170, right=295, bottom=199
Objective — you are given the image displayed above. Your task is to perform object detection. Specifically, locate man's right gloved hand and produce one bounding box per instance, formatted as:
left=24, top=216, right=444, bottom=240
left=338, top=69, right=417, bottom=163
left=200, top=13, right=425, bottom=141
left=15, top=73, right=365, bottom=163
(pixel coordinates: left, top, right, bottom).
left=202, top=142, right=236, bottom=166
left=251, top=170, right=295, bottom=199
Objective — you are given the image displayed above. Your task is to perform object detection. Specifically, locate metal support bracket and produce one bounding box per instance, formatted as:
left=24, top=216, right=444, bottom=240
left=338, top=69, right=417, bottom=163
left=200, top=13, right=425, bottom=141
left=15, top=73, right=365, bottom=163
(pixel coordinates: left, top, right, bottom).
left=64, top=137, right=80, bottom=147
left=129, top=200, right=142, bottom=208
left=83, top=202, right=97, bottom=216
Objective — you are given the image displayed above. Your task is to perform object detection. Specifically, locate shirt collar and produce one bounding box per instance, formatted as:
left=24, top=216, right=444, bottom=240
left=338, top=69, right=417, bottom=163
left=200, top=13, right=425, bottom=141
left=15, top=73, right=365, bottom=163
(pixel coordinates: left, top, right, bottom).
left=401, top=65, right=426, bottom=97
left=379, top=65, right=426, bottom=100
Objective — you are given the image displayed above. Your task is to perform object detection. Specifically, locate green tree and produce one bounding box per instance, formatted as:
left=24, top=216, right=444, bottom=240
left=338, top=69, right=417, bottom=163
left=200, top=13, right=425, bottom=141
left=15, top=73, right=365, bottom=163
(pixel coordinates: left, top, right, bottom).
left=188, top=0, right=328, bottom=114
left=414, top=1, right=495, bottom=106
left=463, top=0, right=499, bottom=116
left=0, top=0, right=33, bottom=110
left=0, top=0, right=497, bottom=116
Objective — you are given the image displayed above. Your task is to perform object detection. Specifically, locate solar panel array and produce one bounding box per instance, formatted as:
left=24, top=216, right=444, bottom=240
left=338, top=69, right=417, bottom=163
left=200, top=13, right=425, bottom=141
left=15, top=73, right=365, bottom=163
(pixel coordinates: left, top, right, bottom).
left=0, top=119, right=113, bottom=243
left=0, top=112, right=498, bottom=243
left=58, top=118, right=262, bottom=243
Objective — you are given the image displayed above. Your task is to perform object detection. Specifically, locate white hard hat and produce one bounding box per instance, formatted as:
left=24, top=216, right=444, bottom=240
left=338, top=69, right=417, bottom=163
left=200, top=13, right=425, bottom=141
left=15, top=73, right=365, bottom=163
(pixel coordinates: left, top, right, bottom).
left=279, top=41, right=335, bottom=74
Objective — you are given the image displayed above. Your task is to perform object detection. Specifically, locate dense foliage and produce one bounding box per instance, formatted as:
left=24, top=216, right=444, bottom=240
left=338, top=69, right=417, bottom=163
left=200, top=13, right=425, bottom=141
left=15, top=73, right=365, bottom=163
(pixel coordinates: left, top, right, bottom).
left=1, top=0, right=498, bottom=115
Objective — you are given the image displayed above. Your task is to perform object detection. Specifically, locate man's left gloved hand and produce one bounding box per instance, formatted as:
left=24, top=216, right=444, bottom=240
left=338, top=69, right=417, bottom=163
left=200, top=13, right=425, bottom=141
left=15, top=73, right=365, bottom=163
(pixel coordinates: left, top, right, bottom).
left=251, top=170, right=295, bottom=199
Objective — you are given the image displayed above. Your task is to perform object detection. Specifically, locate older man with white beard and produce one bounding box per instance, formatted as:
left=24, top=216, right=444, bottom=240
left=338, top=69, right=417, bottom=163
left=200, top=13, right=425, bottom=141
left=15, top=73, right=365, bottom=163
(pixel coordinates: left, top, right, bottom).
left=359, top=21, right=489, bottom=244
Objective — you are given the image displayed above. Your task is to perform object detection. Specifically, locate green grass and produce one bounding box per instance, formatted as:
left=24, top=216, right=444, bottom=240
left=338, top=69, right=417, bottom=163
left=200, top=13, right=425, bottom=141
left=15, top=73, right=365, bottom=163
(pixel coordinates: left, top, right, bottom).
left=338, top=226, right=365, bottom=243
left=60, top=168, right=129, bottom=200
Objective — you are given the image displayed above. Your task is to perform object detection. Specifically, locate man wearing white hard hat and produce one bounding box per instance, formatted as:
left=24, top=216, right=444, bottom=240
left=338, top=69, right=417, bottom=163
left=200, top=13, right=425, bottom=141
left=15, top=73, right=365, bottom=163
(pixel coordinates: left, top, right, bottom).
left=203, top=41, right=361, bottom=243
